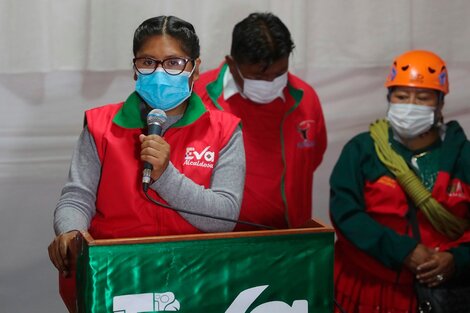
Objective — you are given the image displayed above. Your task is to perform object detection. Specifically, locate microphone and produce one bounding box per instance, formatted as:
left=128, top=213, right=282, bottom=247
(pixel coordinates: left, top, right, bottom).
left=140, top=109, right=273, bottom=230
left=142, top=109, right=167, bottom=190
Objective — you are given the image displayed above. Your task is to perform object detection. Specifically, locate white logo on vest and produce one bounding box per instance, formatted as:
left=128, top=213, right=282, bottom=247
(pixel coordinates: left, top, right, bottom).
left=184, top=146, right=215, bottom=168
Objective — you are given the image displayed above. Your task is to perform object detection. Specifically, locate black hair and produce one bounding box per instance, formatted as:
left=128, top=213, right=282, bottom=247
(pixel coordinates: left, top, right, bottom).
left=230, top=12, right=295, bottom=68
left=133, top=16, right=200, bottom=59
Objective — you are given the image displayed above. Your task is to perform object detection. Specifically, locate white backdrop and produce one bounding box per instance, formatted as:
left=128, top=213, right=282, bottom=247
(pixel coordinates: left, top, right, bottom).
left=1, top=0, right=470, bottom=311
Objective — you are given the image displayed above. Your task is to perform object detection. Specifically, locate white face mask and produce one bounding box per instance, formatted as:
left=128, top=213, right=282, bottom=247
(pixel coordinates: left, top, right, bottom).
left=386, top=103, right=436, bottom=139
left=237, top=68, right=288, bottom=104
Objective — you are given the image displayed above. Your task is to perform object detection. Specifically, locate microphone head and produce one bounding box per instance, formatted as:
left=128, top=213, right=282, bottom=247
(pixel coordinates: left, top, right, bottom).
left=147, top=109, right=167, bottom=126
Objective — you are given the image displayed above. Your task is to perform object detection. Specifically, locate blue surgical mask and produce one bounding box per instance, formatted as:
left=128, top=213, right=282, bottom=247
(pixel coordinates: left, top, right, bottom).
left=135, top=67, right=195, bottom=111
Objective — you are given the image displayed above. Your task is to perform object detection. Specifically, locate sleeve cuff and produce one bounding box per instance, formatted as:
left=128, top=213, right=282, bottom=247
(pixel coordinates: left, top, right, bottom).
left=150, top=162, right=176, bottom=190
left=449, top=246, right=470, bottom=276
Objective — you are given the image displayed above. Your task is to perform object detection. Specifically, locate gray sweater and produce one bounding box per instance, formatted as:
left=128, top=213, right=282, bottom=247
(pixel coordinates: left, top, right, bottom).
left=54, top=114, right=245, bottom=235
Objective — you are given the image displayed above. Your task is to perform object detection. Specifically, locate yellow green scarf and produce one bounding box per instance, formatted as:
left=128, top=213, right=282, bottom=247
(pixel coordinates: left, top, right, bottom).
left=370, top=119, right=469, bottom=240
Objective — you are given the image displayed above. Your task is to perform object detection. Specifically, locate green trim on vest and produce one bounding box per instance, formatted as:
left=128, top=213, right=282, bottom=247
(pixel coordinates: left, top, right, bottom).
left=113, top=92, right=145, bottom=128
left=206, top=64, right=228, bottom=111
left=280, top=84, right=304, bottom=227
left=172, top=93, right=207, bottom=127
left=112, top=92, right=207, bottom=129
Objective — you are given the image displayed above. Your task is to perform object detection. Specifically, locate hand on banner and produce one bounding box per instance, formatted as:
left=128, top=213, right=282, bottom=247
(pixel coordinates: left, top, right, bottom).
left=48, top=230, right=79, bottom=277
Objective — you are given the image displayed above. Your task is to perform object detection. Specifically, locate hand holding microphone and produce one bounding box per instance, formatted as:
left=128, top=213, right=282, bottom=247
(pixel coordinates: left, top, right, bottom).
left=140, top=109, right=273, bottom=230
left=140, top=109, right=168, bottom=191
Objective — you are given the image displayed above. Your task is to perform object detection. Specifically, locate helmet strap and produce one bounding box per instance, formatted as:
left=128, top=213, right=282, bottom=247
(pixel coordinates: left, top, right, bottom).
left=386, top=87, right=394, bottom=102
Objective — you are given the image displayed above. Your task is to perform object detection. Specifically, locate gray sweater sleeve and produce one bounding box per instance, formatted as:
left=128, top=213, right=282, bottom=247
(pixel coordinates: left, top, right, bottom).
left=53, top=125, right=245, bottom=235
left=54, top=127, right=100, bottom=235
left=151, top=126, right=245, bottom=232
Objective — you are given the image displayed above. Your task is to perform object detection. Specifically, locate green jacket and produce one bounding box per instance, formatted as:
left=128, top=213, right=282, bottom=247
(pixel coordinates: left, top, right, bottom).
left=330, top=121, right=470, bottom=278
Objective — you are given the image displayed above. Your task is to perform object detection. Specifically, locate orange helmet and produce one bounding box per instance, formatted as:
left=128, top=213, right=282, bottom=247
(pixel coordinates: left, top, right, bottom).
left=384, top=50, right=449, bottom=94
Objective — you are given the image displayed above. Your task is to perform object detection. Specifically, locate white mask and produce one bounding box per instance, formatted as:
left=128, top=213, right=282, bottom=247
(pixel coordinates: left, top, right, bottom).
left=238, top=68, right=288, bottom=104
left=386, top=103, right=435, bottom=139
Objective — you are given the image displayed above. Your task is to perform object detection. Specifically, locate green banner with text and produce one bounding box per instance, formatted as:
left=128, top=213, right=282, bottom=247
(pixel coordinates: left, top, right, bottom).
left=77, top=231, right=334, bottom=313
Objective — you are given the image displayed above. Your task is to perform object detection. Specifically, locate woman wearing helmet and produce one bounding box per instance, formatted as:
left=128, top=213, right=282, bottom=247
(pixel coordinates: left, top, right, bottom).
left=329, top=50, right=470, bottom=312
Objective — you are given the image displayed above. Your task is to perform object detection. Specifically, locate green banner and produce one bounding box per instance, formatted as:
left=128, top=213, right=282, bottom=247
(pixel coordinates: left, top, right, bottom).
left=77, top=232, right=333, bottom=312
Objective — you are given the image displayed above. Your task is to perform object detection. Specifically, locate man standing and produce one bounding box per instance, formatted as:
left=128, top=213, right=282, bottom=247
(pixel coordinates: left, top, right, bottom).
left=195, top=12, right=326, bottom=230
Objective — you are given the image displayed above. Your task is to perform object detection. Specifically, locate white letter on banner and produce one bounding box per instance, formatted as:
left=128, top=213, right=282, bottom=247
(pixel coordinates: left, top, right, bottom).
left=113, top=292, right=180, bottom=312
left=251, top=300, right=308, bottom=313
left=225, top=285, right=308, bottom=313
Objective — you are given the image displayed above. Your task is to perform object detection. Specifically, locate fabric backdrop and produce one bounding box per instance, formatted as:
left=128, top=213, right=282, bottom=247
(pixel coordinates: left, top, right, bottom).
left=1, top=0, right=469, bottom=311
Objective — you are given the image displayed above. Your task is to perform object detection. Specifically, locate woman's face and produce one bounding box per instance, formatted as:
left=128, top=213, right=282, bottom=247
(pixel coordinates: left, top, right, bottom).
left=389, top=87, right=438, bottom=107
left=135, top=35, right=200, bottom=83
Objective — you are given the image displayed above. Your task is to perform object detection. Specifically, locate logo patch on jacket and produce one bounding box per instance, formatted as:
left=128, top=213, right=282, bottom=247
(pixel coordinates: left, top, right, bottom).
left=184, top=146, right=215, bottom=168
left=296, top=120, right=316, bottom=148
left=448, top=180, right=465, bottom=198
left=377, top=176, right=397, bottom=188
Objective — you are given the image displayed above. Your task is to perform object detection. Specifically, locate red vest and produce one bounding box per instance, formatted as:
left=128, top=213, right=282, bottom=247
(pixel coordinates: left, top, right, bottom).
left=86, top=102, right=239, bottom=239
left=195, top=64, right=327, bottom=230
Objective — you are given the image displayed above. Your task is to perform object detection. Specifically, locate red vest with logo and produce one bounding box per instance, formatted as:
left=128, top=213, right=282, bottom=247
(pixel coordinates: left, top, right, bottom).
left=86, top=102, right=239, bottom=239
left=195, top=64, right=327, bottom=230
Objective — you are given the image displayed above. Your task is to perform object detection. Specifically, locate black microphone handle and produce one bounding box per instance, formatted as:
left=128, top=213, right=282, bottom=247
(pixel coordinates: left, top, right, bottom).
left=148, top=123, right=163, bottom=136
left=142, top=122, right=163, bottom=189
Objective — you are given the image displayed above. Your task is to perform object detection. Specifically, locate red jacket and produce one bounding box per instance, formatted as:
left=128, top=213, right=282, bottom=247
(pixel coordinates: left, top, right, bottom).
left=194, top=63, right=327, bottom=230
left=87, top=93, right=240, bottom=238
